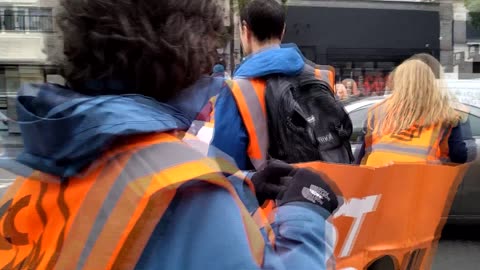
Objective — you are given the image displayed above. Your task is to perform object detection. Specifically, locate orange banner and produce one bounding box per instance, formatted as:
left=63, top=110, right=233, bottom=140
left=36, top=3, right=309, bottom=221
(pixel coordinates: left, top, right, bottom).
left=299, top=162, right=469, bottom=270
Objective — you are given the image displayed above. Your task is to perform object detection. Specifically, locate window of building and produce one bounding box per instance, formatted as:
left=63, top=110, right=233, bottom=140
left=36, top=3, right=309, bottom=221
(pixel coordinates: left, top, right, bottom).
left=2, top=8, right=25, bottom=31
left=16, top=9, right=25, bottom=31
left=0, top=65, right=46, bottom=134
left=473, top=62, right=480, bottom=74
left=2, top=8, right=15, bottom=31
left=28, top=8, right=53, bottom=32
left=1, top=7, right=53, bottom=32
left=331, top=60, right=397, bottom=97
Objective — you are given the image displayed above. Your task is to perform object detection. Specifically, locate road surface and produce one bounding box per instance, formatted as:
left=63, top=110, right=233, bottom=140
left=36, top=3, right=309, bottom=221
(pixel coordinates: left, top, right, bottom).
left=433, top=225, right=480, bottom=269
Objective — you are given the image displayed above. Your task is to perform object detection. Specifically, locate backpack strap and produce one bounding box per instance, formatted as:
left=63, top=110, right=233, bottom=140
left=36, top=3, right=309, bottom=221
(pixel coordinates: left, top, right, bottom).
left=230, top=79, right=268, bottom=170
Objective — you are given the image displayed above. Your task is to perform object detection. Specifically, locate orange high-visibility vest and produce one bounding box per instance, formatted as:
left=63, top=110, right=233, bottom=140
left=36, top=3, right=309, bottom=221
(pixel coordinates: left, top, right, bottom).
left=0, top=132, right=270, bottom=270
left=230, top=64, right=336, bottom=170
left=362, top=106, right=452, bottom=167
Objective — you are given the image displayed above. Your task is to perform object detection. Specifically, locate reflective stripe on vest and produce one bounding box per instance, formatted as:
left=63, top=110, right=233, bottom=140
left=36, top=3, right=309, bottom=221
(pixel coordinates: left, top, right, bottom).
left=0, top=133, right=267, bottom=269
left=182, top=132, right=276, bottom=247
left=363, top=108, right=451, bottom=166
left=231, top=79, right=268, bottom=170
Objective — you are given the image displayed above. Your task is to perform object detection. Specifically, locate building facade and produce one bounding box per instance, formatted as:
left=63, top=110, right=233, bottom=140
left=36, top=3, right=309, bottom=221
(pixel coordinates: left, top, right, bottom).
left=0, top=0, right=58, bottom=136
left=281, top=0, right=479, bottom=96
left=220, top=0, right=479, bottom=79
left=452, top=0, right=480, bottom=78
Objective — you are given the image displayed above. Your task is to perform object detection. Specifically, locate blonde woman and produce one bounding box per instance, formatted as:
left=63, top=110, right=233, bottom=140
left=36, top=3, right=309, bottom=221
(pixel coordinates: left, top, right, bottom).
left=358, top=59, right=467, bottom=166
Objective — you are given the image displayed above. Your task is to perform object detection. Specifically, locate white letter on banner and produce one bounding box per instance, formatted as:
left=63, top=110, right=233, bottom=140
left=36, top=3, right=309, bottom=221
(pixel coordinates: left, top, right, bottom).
left=334, top=195, right=381, bottom=258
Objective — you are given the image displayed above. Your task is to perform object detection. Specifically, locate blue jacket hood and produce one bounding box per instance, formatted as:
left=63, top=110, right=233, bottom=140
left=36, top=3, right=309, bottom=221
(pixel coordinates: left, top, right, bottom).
left=8, top=77, right=223, bottom=178
left=234, top=44, right=305, bottom=79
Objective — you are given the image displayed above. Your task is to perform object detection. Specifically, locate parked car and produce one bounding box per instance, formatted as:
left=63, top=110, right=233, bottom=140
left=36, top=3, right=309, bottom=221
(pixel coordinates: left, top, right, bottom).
left=344, top=96, right=480, bottom=224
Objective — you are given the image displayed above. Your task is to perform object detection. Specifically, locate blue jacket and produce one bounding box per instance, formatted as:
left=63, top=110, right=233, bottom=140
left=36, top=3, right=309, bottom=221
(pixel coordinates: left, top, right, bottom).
left=1, top=77, right=333, bottom=270
left=211, top=44, right=306, bottom=170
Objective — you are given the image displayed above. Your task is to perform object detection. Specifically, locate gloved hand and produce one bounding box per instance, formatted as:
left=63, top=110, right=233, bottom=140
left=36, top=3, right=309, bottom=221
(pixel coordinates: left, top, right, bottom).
left=250, top=160, right=295, bottom=206
left=277, top=168, right=341, bottom=215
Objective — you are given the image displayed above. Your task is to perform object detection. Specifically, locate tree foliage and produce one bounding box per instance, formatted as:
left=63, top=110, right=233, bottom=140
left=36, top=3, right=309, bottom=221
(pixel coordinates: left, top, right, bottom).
left=237, top=0, right=249, bottom=12
left=465, top=0, right=480, bottom=11
left=466, top=0, right=480, bottom=29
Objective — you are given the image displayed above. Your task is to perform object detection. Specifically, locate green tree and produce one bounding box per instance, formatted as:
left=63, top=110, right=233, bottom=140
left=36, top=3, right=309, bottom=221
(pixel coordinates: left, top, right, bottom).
left=465, top=0, right=480, bottom=29
left=465, top=0, right=480, bottom=11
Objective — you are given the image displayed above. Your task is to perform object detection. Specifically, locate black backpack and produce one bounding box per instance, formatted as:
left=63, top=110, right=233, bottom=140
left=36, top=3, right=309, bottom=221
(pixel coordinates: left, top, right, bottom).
left=265, top=67, right=354, bottom=164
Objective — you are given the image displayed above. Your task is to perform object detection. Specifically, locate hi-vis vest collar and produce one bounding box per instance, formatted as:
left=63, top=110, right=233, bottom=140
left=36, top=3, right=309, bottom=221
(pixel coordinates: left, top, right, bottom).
left=231, top=64, right=336, bottom=170
left=0, top=132, right=269, bottom=269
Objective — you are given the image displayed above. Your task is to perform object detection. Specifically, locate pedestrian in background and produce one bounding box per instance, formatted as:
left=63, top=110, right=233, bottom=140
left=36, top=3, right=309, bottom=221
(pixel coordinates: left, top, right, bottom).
left=211, top=0, right=352, bottom=169
left=212, top=64, right=226, bottom=78
left=336, top=83, right=349, bottom=100
left=342, top=78, right=359, bottom=97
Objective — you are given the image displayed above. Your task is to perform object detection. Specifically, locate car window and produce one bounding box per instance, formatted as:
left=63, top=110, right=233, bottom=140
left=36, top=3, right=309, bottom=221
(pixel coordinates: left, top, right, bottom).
left=349, top=107, right=369, bottom=143
left=468, top=114, right=480, bottom=137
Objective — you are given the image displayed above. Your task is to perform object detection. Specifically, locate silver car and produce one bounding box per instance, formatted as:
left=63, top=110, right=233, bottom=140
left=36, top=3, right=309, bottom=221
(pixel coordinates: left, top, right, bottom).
left=344, top=96, right=480, bottom=224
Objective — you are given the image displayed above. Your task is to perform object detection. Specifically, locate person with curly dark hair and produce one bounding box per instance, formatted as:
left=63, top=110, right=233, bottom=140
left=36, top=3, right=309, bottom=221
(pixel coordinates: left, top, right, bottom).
left=0, top=0, right=339, bottom=269
left=55, top=0, right=223, bottom=100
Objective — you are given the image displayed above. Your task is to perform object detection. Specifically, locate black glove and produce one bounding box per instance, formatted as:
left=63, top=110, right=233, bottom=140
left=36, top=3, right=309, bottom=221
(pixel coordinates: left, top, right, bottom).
left=251, top=160, right=295, bottom=206
left=277, top=168, right=341, bottom=215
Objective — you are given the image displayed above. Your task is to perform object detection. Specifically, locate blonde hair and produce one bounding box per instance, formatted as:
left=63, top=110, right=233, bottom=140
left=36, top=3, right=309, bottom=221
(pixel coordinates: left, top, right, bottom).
left=369, top=59, right=458, bottom=134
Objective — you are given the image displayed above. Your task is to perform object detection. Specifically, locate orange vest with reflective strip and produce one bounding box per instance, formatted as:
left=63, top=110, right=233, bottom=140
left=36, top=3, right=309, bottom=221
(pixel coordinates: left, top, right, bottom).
left=0, top=132, right=270, bottom=270
left=362, top=106, right=452, bottom=167
left=230, top=64, right=336, bottom=170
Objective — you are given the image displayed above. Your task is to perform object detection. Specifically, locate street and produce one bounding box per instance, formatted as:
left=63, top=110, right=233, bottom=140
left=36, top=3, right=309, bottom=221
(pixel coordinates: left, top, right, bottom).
left=433, top=225, right=480, bottom=270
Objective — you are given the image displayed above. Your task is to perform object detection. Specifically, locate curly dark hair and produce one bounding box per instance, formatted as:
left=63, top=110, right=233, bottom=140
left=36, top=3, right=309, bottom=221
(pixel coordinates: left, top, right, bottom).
left=55, top=0, right=224, bottom=101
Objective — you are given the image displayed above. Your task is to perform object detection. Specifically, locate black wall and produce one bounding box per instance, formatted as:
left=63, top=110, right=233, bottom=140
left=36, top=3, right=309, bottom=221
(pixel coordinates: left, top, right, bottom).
left=284, top=6, right=440, bottom=63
